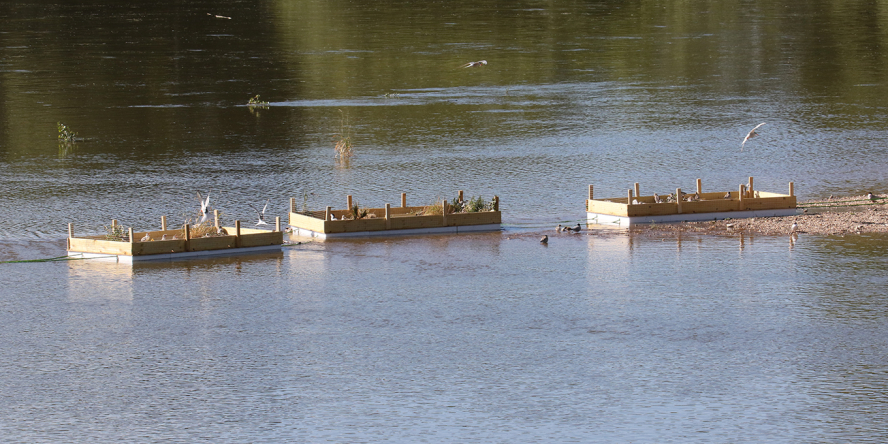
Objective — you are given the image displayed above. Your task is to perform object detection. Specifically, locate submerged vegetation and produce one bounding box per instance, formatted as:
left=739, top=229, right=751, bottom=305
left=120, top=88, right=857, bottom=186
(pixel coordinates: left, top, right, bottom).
left=57, top=122, right=77, bottom=157
left=334, top=109, right=354, bottom=163
left=247, top=95, right=269, bottom=116
left=57, top=122, right=76, bottom=142
left=248, top=95, right=268, bottom=107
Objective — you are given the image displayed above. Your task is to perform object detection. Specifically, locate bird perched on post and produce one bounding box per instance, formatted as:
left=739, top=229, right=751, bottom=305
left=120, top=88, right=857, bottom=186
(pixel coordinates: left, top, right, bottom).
left=460, top=60, right=487, bottom=68
left=540, top=235, right=548, bottom=244
left=741, top=122, right=766, bottom=151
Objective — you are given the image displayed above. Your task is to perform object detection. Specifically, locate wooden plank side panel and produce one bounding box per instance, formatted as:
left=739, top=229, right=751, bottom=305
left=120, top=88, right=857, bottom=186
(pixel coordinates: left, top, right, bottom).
left=389, top=215, right=446, bottom=230
left=188, top=236, right=237, bottom=252
left=132, top=240, right=187, bottom=255
left=678, top=200, right=742, bottom=214
left=625, top=203, right=678, bottom=217
left=289, top=212, right=326, bottom=232
left=341, top=219, right=387, bottom=233
left=588, top=200, right=630, bottom=217
left=389, top=206, right=425, bottom=216
left=741, top=196, right=797, bottom=211
left=236, top=227, right=274, bottom=235
left=238, top=231, right=284, bottom=247
left=68, top=238, right=134, bottom=256
left=446, top=211, right=501, bottom=226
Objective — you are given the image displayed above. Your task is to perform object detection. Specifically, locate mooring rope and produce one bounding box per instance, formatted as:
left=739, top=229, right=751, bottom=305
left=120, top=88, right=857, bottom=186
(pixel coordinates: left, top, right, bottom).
left=0, top=255, right=89, bottom=264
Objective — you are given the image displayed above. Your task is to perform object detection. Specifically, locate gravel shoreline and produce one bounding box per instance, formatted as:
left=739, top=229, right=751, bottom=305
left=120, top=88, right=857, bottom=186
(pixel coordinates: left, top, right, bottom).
left=629, top=194, right=888, bottom=237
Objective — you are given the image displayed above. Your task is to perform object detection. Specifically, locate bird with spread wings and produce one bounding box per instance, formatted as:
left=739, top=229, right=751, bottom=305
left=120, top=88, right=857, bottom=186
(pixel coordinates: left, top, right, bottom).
left=741, top=122, right=766, bottom=151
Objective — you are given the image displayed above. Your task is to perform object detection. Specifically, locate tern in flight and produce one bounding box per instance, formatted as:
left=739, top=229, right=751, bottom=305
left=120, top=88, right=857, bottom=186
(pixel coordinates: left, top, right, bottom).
left=197, top=192, right=211, bottom=224
left=249, top=199, right=270, bottom=226
left=741, top=123, right=766, bottom=151
left=460, top=60, right=487, bottom=68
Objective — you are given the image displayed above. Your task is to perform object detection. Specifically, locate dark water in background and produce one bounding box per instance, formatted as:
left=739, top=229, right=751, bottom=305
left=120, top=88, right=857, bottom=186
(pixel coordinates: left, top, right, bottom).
left=3, top=1, right=888, bottom=442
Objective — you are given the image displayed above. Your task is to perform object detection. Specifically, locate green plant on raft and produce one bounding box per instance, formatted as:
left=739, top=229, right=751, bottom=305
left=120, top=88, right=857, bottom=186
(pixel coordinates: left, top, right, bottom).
left=346, top=202, right=368, bottom=220
left=449, top=196, right=465, bottom=213
left=102, top=223, right=128, bottom=242
left=466, top=195, right=489, bottom=213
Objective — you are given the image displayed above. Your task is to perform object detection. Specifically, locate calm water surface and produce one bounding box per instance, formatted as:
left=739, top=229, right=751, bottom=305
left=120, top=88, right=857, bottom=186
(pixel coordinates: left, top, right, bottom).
left=2, top=1, right=888, bottom=442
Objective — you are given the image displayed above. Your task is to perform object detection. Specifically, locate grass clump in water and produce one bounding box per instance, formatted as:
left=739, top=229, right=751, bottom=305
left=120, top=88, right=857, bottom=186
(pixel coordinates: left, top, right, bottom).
left=334, top=109, right=354, bottom=163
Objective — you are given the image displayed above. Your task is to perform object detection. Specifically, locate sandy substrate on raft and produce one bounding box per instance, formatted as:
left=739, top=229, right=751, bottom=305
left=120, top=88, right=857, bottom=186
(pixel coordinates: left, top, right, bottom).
left=629, top=194, right=888, bottom=237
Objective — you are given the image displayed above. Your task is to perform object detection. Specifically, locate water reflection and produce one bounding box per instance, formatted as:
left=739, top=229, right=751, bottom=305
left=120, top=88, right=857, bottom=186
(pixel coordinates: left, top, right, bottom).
left=5, top=0, right=888, bottom=440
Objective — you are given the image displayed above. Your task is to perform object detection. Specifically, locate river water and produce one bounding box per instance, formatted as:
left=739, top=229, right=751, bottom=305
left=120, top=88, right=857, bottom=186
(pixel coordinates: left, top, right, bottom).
left=2, top=1, right=888, bottom=442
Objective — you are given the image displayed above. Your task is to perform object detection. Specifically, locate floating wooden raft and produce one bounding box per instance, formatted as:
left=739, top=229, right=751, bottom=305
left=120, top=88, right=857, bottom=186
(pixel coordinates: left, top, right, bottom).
left=67, top=213, right=283, bottom=262
left=288, top=191, right=501, bottom=239
left=587, top=177, right=797, bottom=226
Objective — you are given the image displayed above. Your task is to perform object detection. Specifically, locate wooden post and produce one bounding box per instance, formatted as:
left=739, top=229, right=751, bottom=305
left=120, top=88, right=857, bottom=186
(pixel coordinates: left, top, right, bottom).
left=634, top=183, right=640, bottom=199
left=627, top=189, right=633, bottom=204
left=290, top=197, right=296, bottom=214
left=235, top=220, right=241, bottom=247
left=385, top=203, right=391, bottom=229
left=696, top=178, right=702, bottom=195
left=588, top=185, right=594, bottom=201
left=112, top=219, right=118, bottom=230
left=458, top=190, right=464, bottom=202
left=748, top=176, right=754, bottom=198
left=442, top=199, right=448, bottom=224
left=68, top=223, right=73, bottom=239
left=401, top=193, right=407, bottom=208
left=129, top=227, right=135, bottom=244
left=184, top=224, right=191, bottom=251
left=214, top=209, right=220, bottom=228
left=161, top=215, right=167, bottom=231
left=347, top=195, right=353, bottom=210
left=739, top=184, right=745, bottom=202
left=676, top=188, right=682, bottom=213
left=275, top=216, right=281, bottom=232
left=494, top=195, right=499, bottom=212
left=325, top=206, right=332, bottom=221
left=789, top=182, right=794, bottom=197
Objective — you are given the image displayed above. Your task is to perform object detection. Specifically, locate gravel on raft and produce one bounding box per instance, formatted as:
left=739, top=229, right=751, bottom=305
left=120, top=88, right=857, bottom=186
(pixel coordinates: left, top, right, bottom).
left=626, top=194, right=888, bottom=237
